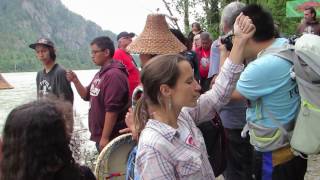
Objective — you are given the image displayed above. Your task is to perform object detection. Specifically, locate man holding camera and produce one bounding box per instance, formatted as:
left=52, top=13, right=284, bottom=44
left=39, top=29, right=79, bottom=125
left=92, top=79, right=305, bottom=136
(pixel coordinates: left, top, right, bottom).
left=210, top=2, right=253, bottom=180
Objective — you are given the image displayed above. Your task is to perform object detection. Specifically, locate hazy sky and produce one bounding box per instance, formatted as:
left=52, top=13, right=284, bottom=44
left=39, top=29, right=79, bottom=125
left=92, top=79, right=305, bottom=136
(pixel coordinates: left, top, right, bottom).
left=60, top=0, right=184, bottom=35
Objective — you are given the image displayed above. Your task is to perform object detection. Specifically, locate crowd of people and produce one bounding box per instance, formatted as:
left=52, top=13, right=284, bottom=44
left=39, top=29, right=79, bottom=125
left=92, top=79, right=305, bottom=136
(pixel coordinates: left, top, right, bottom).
left=1, top=2, right=319, bottom=180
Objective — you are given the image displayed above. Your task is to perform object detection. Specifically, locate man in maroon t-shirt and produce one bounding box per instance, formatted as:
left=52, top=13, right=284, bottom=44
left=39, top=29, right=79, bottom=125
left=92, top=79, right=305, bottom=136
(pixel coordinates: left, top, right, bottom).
left=67, top=36, right=129, bottom=152
left=196, top=32, right=213, bottom=93
left=114, top=32, right=140, bottom=98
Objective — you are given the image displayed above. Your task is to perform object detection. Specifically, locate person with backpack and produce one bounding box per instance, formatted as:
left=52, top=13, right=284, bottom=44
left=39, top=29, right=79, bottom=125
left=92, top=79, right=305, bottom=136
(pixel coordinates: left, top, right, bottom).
left=235, top=4, right=307, bottom=180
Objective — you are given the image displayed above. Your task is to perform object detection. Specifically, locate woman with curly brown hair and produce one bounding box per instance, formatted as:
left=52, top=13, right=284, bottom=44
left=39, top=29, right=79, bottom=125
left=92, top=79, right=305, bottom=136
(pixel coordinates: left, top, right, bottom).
left=0, top=99, right=95, bottom=180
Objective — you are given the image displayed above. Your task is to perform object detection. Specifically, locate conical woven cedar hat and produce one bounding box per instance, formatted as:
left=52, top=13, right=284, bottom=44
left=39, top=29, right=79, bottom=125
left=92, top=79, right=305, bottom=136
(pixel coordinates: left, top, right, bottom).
left=127, top=14, right=187, bottom=55
left=0, top=73, right=13, bottom=90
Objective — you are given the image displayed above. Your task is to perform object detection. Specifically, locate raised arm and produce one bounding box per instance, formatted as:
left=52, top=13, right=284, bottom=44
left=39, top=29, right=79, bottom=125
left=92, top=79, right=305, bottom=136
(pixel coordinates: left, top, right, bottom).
left=66, top=70, right=88, bottom=99
left=181, top=13, right=255, bottom=124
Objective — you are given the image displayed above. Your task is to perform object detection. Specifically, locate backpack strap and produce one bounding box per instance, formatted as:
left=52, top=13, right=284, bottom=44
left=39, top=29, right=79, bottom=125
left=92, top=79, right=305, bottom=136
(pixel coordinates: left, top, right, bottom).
left=258, top=43, right=295, bottom=63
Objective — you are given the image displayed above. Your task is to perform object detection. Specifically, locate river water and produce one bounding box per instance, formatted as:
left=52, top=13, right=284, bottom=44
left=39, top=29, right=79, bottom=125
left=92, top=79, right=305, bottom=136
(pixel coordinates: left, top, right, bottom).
left=0, top=70, right=99, bottom=166
left=0, top=70, right=98, bottom=130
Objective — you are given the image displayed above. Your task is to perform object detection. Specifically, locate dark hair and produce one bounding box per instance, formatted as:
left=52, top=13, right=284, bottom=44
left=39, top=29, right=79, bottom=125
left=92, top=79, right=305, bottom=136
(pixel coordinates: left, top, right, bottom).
left=191, top=22, right=201, bottom=31
left=91, top=36, right=115, bottom=57
left=35, top=45, right=56, bottom=61
left=134, top=54, right=187, bottom=134
left=48, top=46, right=56, bottom=61
left=170, top=29, right=187, bottom=45
left=0, top=99, right=82, bottom=180
left=241, top=4, right=275, bottom=42
left=200, top=32, right=212, bottom=40
left=170, top=28, right=190, bottom=49
left=305, top=6, right=317, bottom=20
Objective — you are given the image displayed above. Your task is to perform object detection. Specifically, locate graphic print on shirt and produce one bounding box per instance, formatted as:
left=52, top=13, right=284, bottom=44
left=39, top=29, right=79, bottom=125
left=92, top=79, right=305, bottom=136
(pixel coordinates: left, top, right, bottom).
left=200, top=57, right=209, bottom=68
left=178, top=125, right=196, bottom=146
left=186, top=134, right=196, bottom=146
left=39, top=79, right=52, bottom=96
left=303, top=26, right=318, bottom=34
left=90, top=78, right=101, bottom=96
left=200, top=48, right=210, bottom=69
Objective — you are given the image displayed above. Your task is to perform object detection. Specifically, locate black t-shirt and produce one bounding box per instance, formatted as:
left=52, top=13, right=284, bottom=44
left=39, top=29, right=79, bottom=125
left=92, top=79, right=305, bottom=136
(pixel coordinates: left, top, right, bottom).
left=36, top=63, right=74, bottom=103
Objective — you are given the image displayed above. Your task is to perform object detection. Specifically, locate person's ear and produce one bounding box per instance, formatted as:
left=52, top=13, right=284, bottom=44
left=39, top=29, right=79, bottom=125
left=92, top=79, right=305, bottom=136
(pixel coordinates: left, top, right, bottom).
left=159, top=84, right=172, bottom=98
left=104, top=49, right=110, bottom=57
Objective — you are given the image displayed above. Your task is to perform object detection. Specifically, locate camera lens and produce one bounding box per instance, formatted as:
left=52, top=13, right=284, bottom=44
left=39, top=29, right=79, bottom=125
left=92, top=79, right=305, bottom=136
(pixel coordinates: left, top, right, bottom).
left=221, top=34, right=233, bottom=51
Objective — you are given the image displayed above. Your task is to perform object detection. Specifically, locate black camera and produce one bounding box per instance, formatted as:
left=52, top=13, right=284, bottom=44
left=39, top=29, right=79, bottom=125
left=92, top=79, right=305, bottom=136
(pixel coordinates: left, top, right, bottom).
left=220, top=33, right=233, bottom=51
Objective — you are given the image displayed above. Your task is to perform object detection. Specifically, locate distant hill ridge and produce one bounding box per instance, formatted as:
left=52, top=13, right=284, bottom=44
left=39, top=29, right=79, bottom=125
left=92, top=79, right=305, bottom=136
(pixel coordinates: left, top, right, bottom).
left=0, top=0, right=116, bottom=72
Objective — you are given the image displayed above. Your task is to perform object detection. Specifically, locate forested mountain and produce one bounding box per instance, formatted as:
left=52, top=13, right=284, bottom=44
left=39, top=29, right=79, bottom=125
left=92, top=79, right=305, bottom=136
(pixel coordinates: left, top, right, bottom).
left=0, top=0, right=116, bottom=72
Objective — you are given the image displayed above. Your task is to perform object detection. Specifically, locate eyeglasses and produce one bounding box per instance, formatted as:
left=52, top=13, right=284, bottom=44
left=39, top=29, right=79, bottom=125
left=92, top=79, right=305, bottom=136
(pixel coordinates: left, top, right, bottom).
left=91, top=49, right=105, bottom=55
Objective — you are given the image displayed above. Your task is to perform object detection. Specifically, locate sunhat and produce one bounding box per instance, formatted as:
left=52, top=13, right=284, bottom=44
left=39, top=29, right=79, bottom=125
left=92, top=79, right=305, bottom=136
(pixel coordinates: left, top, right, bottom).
left=127, top=14, right=186, bottom=55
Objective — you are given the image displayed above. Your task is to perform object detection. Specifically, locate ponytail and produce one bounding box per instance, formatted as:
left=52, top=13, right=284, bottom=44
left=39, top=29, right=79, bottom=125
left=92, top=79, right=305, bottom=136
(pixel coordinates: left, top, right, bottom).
left=134, top=95, right=150, bottom=136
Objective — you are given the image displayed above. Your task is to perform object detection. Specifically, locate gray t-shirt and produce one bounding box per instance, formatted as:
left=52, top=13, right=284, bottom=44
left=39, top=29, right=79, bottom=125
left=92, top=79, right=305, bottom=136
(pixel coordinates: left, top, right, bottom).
left=36, top=63, right=74, bottom=103
left=219, top=99, right=246, bottom=129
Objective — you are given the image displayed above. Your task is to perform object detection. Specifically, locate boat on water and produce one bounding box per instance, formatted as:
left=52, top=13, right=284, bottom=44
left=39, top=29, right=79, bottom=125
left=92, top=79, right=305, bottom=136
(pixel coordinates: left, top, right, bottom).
left=0, top=73, right=13, bottom=89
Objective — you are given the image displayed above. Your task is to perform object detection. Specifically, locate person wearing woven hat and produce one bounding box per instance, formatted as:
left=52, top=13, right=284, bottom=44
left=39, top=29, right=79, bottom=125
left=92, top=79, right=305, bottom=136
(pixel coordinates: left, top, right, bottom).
left=66, top=36, right=129, bottom=152
left=126, top=14, right=186, bottom=67
left=122, top=13, right=255, bottom=179
left=120, top=13, right=186, bottom=180
left=122, top=14, right=187, bottom=137
left=114, top=31, right=140, bottom=98
left=29, top=38, right=74, bottom=103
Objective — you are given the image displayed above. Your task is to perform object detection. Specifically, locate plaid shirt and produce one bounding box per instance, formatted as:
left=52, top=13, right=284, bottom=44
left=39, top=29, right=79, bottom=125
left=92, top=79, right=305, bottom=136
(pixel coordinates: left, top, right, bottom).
left=136, top=58, right=244, bottom=179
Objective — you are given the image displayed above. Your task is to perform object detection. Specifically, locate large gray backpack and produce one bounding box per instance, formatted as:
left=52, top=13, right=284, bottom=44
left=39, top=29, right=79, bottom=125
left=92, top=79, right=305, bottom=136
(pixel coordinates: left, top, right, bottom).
left=260, top=34, right=320, bottom=155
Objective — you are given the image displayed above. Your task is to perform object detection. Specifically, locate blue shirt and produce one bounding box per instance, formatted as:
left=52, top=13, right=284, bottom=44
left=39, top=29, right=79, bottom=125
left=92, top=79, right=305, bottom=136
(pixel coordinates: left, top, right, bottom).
left=219, top=100, right=247, bottom=129
left=236, top=38, right=300, bottom=128
left=208, top=39, right=220, bottom=78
